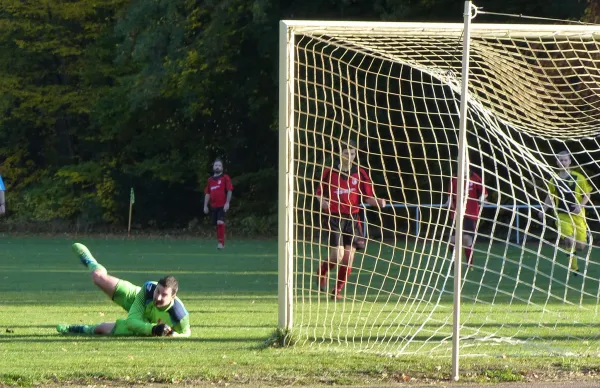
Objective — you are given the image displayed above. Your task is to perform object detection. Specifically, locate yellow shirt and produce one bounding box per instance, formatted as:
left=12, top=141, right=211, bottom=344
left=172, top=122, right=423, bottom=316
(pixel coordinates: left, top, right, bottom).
left=548, top=170, right=591, bottom=216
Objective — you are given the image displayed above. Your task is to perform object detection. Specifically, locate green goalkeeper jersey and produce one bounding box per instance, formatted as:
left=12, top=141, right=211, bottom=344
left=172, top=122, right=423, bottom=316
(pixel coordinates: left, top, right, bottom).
left=125, top=281, right=191, bottom=336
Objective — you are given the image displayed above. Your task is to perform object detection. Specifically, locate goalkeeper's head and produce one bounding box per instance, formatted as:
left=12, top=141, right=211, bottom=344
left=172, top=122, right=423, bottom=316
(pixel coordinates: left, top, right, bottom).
left=154, top=276, right=179, bottom=308
left=338, top=140, right=357, bottom=168
left=556, top=151, right=571, bottom=170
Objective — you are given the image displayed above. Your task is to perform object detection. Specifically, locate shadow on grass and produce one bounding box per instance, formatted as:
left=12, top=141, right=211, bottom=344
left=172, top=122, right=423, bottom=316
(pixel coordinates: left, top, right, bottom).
left=0, top=334, right=268, bottom=342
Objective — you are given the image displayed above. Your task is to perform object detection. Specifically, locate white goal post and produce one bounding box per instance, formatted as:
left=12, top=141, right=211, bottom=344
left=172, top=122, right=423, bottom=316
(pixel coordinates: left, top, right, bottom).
left=279, top=4, right=600, bottom=378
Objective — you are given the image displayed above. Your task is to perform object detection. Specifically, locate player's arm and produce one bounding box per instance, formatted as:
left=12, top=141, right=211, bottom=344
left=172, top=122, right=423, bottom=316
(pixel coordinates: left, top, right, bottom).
left=0, top=175, right=5, bottom=216
left=573, top=175, right=592, bottom=214
left=360, top=169, right=386, bottom=208
left=445, top=178, right=456, bottom=209
left=0, top=189, right=5, bottom=215
left=538, top=194, right=554, bottom=220
left=479, top=175, right=489, bottom=202
left=170, top=315, right=191, bottom=337
left=364, top=196, right=386, bottom=208
left=203, top=183, right=210, bottom=214
left=125, top=289, right=160, bottom=336
left=478, top=180, right=488, bottom=203
left=318, top=194, right=330, bottom=211
left=317, top=169, right=330, bottom=211
left=580, top=192, right=591, bottom=207
left=580, top=174, right=592, bottom=207
left=224, top=176, right=233, bottom=212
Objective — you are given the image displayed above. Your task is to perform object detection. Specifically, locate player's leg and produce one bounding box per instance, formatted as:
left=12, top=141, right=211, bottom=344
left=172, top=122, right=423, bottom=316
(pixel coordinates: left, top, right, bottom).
left=73, top=243, right=140, bottom=310
left=318, top=246, right=343, bottom=291
left=211, top=207, right=225, bottom=249
left=333, top=216, right=362, bottom=299
left=574, top=215, right=589, bottom=252
left=73, top=243, right=119, bottom=297
left=571, top=215, right=589, bottom=275
left=462, top=219, right=476, bottom=267
left=333, top=245, right=356, bottom=299
left=216, top=208, right=226, bottom=249
left=317, top=216, right=343, bottom=292
left=556, top=214, right=578, bottom=275
left=56, top=321, right=115, bottom=335
left=463, top=233, right=474, bottom=267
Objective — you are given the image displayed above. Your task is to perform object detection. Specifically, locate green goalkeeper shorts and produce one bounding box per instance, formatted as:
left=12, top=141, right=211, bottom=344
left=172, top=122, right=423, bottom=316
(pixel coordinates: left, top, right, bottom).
left=112, top=280, right=141, bottom=312
left=110, top=318, right=136, bottom=336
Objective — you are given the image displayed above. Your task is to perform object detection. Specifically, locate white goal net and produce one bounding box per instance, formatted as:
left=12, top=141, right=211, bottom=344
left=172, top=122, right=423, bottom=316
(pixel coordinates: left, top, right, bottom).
left=279, top=20, right=600, bottom=357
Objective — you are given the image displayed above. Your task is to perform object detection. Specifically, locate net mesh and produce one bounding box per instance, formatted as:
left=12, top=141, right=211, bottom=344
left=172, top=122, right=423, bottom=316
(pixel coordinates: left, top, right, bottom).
left=286, top=23, right=600, bottom=356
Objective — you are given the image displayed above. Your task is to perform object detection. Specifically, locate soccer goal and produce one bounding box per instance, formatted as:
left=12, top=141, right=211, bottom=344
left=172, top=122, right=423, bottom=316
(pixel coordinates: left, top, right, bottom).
left=278, top=2, right=600, bottom=369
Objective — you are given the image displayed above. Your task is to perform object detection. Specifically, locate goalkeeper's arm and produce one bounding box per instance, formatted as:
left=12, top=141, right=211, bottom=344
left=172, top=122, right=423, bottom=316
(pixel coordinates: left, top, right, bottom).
left=538, top=194, right=554, bottom=219
left=126, top=290, right=166, bottom=336
left=170, top=315, right=192, bottom=337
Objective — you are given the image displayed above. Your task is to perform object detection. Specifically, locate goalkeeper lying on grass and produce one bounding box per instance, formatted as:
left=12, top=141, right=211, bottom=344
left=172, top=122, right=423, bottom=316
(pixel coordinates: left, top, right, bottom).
left=56, top=243, right=191, bottom=337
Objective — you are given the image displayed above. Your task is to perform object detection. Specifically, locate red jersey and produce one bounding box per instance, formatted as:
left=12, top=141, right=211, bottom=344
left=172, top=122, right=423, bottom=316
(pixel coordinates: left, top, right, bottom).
left=449, top=173, right=487, bottom=220
left=205, top=174, right=233, bottom=208
left=317, top=166, right=375, bottom=215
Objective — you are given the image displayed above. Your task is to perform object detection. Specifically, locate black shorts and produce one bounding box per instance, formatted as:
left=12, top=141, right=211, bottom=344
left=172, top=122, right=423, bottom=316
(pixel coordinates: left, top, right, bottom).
left=453, top=218, right=476, bottom=236
left=211, top=207, right=225, bottom=225
left=326, top=214, right=365, bottom=250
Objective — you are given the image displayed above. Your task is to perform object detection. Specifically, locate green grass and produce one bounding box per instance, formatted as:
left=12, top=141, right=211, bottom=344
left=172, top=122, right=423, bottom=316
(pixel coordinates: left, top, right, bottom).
left=1, top=236, right=600, bottom=386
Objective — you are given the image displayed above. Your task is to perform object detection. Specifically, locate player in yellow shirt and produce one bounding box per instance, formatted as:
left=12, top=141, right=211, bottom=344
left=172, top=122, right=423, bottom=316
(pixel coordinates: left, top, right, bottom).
left=539, top=151, right=592, bottom=276
left=56, top=243, right=191, bottom=337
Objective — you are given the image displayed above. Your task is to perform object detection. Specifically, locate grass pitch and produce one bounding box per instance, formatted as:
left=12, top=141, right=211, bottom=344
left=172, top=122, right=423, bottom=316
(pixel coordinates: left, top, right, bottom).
left=1, top=237, right=599, bottom=386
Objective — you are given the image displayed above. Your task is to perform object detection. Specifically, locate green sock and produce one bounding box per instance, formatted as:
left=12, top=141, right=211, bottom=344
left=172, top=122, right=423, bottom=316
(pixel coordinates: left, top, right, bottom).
left=72, top=243, right=106, bottom=273
left=88, top=261, right=106, bottom=273
left=570, top=255, right=579, bottom=272
left=57, top=324, right=97, bottom=335
left=81, top=324, right=98, bottom=335
left=566, top=244, right=579, bottom=272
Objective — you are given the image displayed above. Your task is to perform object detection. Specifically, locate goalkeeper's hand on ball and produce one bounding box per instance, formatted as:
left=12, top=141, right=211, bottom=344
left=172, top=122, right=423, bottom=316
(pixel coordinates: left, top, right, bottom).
left=152, top=323, right=173, bottom=337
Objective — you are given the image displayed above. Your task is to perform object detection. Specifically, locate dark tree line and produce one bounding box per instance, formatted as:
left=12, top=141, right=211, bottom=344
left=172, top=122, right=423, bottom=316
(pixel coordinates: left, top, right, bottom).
left=0, top=0, right=592, bottom=233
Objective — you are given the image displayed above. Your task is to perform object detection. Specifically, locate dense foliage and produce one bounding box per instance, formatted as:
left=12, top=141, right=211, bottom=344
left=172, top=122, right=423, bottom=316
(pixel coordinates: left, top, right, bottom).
left=0, top=0, right=592, bottom=234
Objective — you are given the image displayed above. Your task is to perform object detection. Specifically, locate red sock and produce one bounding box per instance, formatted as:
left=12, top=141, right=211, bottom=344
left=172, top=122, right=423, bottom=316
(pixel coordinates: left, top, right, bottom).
left=217, top=224, right=225, bottom=245
left=336, top=262, right=353, bottom=293
left=319, top=260, right=336, bottom=276
left=464, top=246, right=473, bottom=265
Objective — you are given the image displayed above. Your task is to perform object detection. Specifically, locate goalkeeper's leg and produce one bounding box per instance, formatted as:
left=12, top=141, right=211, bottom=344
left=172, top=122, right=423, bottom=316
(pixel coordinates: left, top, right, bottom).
left=72, top=243, right=118, bottom=295
left=570, top=215, right=589, bottom=276
left=72, top=243, right=140, bottom=310
left=57, top=322, right=115, bottom=335
left=557, top=215, right=580, bottom=275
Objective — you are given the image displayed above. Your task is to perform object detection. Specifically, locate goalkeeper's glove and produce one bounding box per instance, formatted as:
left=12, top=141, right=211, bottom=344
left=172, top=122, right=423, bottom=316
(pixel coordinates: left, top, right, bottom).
left=152, top=323, right=172, bottom=337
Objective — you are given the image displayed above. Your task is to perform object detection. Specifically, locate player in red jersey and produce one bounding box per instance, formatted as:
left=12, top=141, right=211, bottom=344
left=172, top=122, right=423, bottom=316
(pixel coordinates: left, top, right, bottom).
left=446, top=168, right=488, bottom=267
left=204, top=158, right=233, bottom=249
left=316, top=141, right=386, bottom=300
